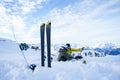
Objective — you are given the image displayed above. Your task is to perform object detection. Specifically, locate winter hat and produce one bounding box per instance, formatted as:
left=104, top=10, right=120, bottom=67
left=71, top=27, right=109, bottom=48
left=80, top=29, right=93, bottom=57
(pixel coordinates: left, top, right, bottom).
left=66, top=43, right=71, bottom=47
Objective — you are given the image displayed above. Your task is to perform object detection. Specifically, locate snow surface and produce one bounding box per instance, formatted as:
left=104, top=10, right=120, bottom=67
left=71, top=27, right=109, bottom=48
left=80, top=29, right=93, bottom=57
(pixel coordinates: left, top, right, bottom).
left=0, top=38, right=120, bottom=80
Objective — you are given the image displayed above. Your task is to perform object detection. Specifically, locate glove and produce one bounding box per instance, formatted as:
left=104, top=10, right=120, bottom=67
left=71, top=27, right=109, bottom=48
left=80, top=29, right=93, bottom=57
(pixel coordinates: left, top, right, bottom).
left=80, top=47, right=84, bottom=52
left=81, top=47, right=84, bottom=50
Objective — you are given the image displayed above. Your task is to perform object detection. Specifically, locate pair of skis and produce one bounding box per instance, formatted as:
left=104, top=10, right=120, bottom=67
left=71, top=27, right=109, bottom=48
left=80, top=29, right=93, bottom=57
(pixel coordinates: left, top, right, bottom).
left=40, top=21, right=51, bottom=68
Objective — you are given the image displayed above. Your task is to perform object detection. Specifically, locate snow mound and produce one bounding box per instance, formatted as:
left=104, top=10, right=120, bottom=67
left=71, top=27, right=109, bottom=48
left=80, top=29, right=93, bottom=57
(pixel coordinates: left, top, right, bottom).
left=0, top=38, right=120, bottom=80
left=0, top=38, right=20, bottom=54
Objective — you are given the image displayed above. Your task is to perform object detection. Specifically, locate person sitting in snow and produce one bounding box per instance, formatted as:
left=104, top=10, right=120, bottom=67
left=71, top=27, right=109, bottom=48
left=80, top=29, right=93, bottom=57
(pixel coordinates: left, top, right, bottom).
left=57, top=43, right=84, bottom=61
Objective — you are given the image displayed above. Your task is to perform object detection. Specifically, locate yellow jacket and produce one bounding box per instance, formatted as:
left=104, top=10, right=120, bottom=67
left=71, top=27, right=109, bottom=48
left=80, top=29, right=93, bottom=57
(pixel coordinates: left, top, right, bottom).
left=67, top=48, right=82, bottom=55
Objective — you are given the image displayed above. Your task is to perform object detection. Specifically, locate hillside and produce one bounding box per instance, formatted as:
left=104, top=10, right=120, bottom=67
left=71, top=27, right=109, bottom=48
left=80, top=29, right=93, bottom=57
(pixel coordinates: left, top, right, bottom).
left=0, top=38, right=120, bottom=80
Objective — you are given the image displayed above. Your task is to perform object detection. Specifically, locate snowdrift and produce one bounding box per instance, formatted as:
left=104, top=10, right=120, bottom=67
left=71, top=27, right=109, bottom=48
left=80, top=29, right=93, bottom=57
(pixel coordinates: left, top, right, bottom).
left=0, top=38, right=120, bottom=80
left=0, top=38, right=20, bottom=54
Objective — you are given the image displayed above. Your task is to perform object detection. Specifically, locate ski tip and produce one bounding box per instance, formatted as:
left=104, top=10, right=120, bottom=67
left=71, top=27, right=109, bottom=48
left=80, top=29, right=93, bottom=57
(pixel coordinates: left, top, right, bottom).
left=46, top=21, right=51, bottom=26
left=40, top=23, right=45, bottom=27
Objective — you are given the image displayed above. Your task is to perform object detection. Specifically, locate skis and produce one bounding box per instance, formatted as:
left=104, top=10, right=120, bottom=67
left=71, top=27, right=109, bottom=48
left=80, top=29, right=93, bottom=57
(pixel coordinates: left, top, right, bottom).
left=40, top=21, right=51, bottom=68
left=40, top=23, right=45, bottom=67
left=46, top=21, right=51, bottom=67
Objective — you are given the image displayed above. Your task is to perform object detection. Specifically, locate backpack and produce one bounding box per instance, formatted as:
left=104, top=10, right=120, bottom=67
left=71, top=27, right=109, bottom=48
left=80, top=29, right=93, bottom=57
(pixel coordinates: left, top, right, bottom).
left=59, top=46, right=68, bottom=53
left=19, top=43, right=29, bottom=51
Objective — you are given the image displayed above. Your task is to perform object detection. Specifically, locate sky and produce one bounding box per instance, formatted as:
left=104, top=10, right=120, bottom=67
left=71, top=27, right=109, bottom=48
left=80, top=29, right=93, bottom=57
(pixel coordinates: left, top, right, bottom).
left=0, top=0, right=120, bottom=45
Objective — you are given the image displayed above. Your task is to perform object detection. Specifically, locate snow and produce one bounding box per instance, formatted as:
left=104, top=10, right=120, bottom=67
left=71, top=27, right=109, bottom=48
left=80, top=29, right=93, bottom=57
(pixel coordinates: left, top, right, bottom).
left=0, top=38, right=120, bottom=80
